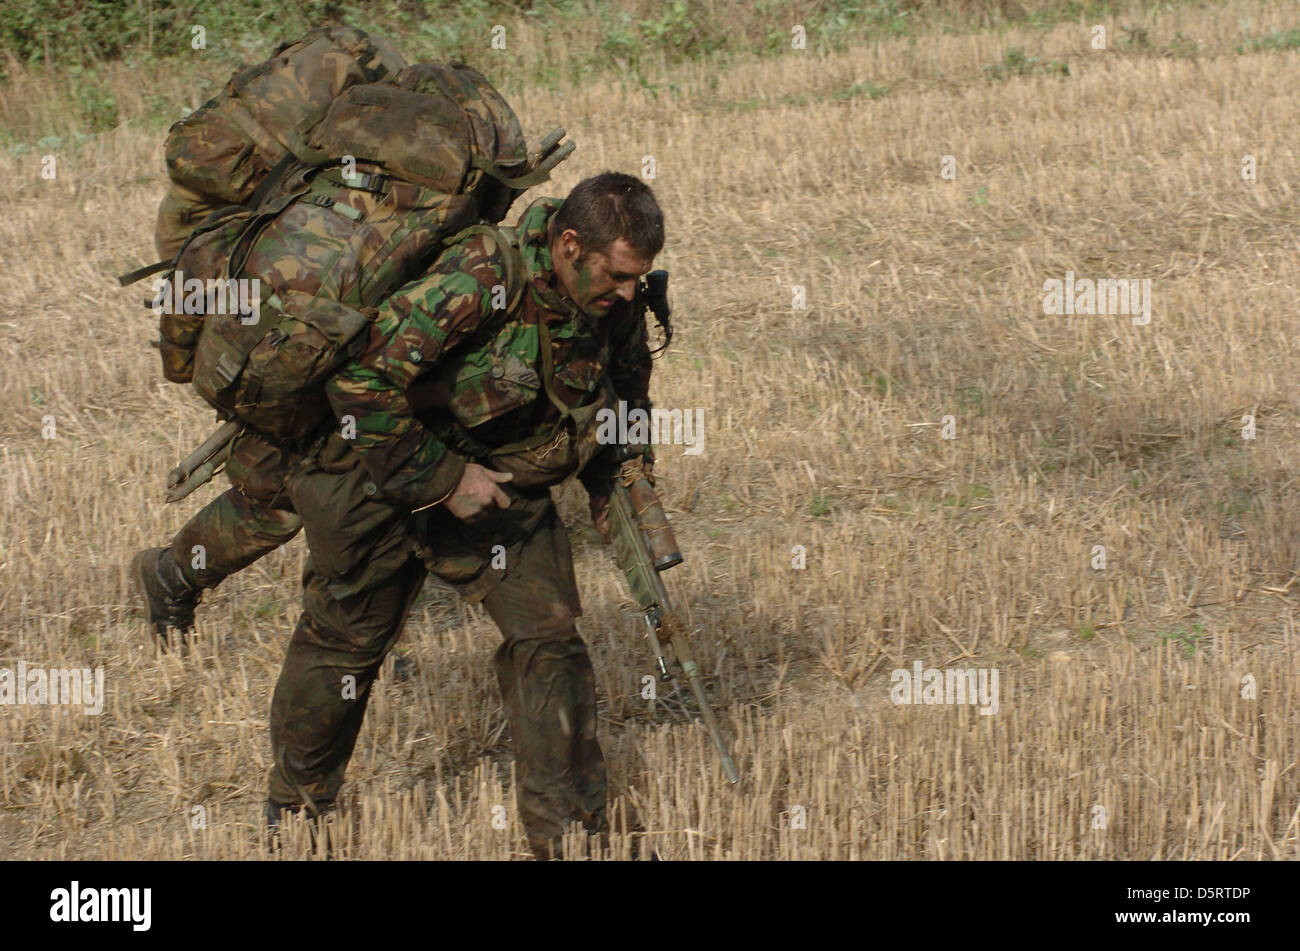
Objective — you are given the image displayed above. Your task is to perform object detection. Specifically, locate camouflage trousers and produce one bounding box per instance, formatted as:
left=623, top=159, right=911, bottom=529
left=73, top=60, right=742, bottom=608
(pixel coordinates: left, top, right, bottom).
left=168, top=429, right=302, bottom=589
left=268, top=442, right=606, bottom=858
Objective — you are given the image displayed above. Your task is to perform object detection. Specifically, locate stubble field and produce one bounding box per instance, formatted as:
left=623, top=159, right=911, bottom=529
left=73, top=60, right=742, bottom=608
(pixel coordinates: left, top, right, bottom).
left=1, top=0, right=1298, bottom=859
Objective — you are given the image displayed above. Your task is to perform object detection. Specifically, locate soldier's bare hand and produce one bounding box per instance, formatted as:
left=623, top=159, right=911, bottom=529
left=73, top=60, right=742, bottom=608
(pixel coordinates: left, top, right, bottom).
left=445, top=463, right=514, bottom=521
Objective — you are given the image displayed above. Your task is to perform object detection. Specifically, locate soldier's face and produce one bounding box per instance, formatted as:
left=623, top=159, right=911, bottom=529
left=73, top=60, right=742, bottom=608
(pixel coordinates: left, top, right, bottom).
left=554, top=231, right=654, bottom=319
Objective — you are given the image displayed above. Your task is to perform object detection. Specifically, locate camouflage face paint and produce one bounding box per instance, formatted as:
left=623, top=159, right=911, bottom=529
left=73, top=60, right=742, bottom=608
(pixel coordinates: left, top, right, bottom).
left=572, top=259, right=613, bottom=318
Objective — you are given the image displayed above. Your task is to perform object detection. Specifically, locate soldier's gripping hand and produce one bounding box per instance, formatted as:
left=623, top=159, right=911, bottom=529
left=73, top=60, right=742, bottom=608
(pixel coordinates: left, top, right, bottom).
left=589, top=493, right=611, bottom=543
left=444, top=463, right=514, bottom=521
left=587, top=454, right=654, bottom=544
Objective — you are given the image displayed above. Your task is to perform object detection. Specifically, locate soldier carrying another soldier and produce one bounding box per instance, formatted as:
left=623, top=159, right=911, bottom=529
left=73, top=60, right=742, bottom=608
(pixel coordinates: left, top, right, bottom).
left=120, top=32, right=672, bottom=856
left=268, top=173, right=663, bottom=858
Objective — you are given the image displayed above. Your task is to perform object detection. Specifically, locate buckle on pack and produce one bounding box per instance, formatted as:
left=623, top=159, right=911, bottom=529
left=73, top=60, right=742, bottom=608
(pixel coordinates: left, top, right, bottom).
left=346, top=171, right=387, bottom=193
left=305, top=192, right=364, bottom=221
left=323, top=168, right=388, bottom=194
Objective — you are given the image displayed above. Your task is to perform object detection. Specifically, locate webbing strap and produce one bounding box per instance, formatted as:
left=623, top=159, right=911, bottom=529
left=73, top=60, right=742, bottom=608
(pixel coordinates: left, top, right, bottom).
left=225, top=97, right=331, bottom=168
left=223, top=98, right=289, bottom=164
left=536, top=314, right=571, bottom=420
left=247, top=153, right=296, bottom=211
left=318, top=167, right=388, bottom=194
left=442, top=224, right=526, bottom=317
left=118, top=204, right=249, bottom=288
left=469, top=137, right=575, bottom=190
left=117, top=259, right=170, bottom=287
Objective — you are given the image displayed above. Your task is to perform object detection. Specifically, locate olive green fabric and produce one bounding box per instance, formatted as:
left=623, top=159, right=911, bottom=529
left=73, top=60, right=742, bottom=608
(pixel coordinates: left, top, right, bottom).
left=169, top=428, right=301, bottom=589
left=267, top=496, right=604, bottom=857
left=259, top=197, right=658, bottom=855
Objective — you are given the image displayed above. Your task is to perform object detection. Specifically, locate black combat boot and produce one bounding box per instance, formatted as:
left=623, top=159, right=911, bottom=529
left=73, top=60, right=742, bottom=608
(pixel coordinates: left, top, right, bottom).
left=130, top=546, right=201, bottom=645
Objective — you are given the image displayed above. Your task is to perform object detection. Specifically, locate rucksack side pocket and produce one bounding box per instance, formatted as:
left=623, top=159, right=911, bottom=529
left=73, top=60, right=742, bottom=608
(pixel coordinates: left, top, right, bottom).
left=158, top=209, right=258, bottom=383
left=230, top=293, right=370, bottom=438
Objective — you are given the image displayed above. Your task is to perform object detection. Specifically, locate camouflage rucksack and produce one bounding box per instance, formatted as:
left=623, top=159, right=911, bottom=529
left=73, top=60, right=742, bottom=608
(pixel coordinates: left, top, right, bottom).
left=154, top=24, right=408, bottom=260
left=133, top=56, right=572, bottom=440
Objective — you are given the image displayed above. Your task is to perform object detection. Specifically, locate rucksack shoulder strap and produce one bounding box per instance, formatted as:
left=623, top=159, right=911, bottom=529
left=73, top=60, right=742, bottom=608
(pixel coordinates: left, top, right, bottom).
left=442, top=223, right=526, bottom=318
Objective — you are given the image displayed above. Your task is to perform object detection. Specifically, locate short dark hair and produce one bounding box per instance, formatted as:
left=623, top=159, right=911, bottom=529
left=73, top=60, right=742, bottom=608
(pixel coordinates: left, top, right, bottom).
left=552, top=171, right=664, bottom=261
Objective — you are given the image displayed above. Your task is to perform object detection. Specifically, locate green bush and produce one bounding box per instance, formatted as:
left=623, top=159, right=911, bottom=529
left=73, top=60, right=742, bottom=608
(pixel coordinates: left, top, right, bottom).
left=70, top=66, right=118, bottom=131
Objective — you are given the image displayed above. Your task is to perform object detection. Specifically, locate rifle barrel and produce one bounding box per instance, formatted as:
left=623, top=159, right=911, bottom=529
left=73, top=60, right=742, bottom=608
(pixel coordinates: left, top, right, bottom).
left=609, top=477, right=741, bottom=783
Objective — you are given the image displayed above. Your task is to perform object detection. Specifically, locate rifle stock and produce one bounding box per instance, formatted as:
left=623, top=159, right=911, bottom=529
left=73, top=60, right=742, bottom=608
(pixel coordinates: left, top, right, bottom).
left=165, top=418, right=243, bottom=502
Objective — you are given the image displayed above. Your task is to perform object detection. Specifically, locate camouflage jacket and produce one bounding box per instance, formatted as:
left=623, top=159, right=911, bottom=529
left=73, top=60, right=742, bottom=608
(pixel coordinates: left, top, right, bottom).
left=325, top=195, right=654, bottom=513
